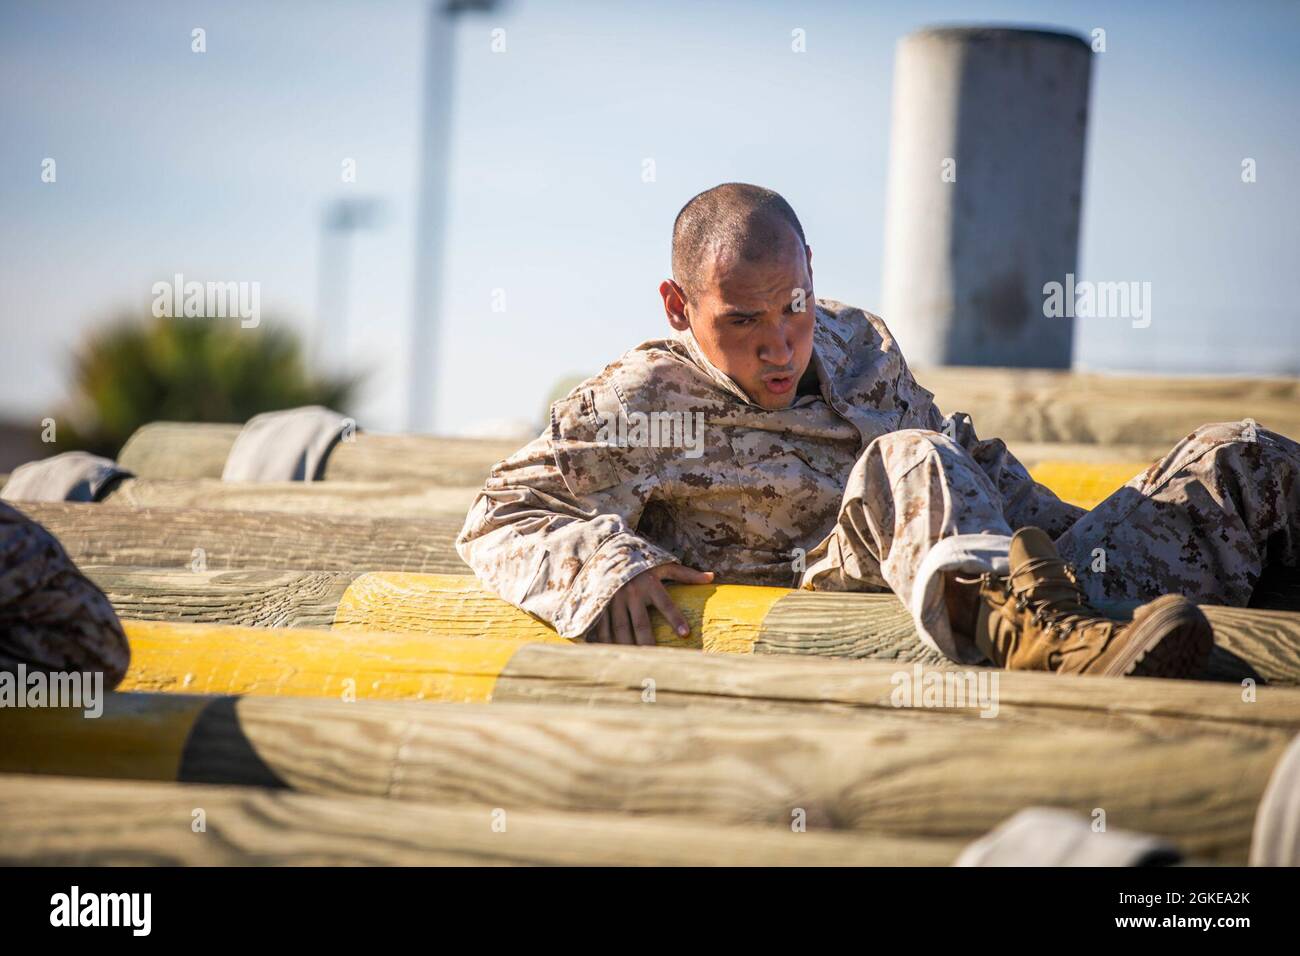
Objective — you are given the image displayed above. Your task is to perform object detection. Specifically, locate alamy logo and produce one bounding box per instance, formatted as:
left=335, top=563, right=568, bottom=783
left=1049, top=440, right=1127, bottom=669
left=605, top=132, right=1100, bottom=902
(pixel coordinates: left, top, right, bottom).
left=152, top=272, right=261, bottom=328
left=0, top=665, right=103, bottom=718
left=1042, top=273, right=1151, bottom=328
left=50, top=886, right=151, bottom=936
left=889, top=663, right=999, bottom=718
left=596, top=410, right=706, bottom=459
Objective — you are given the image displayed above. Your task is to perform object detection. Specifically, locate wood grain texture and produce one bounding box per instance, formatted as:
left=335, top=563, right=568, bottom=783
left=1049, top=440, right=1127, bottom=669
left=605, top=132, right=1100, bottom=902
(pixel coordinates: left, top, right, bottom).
left=103, top=618, right=1300, bottom=742
left=80, top=563, right=1300, bottom=685
left=115, top=420, right=518, bottom=484
left=2, top=692, right=1285, bottom=862
left=17, top=502, right=468, bottom=573
left=116, top=422, right=240, bottom=479
left=0, top=773, right=963, bottom=866
left=494, top=642, right=1300, bottom=741
left=102, top=478, right=479, bottom=517
left=325, top=433, right=520, bottom=484
left=88, top=568, right=359, bottom=629
left=917, top=367, right=1300, bottom=446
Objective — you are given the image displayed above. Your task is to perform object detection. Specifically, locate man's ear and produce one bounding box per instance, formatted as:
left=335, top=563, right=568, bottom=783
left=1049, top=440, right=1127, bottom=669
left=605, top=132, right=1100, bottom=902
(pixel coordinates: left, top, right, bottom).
left=660, top=279, right=690, bottom=332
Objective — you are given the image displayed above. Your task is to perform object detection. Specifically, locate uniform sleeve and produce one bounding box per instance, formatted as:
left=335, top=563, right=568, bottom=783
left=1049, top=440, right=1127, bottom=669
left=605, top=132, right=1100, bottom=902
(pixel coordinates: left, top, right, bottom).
left=0, top=502, right=130, bottom=688
left=455, top=384, right=680, bottom=638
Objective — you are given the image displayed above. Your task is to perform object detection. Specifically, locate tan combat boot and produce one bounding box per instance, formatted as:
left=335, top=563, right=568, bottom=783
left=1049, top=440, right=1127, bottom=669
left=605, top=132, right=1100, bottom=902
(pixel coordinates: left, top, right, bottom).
left=971, top=527, right=1213, bottom=678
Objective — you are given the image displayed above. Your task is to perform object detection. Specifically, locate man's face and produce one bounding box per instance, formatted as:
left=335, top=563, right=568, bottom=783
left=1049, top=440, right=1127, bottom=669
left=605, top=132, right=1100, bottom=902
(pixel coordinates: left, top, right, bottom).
left=660, top=232, right=816, bottom=409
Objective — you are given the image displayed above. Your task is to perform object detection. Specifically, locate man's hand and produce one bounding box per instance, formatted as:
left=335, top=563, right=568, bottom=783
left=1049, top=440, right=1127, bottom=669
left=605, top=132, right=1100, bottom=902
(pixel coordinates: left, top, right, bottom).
left=587, top=563, right=715, bottom=646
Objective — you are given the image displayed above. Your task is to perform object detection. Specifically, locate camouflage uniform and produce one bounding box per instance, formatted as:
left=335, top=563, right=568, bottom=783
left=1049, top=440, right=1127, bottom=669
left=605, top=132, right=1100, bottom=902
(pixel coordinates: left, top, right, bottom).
left=0, top=502, right=129, bottom=687
left=457, top=301, right=1299, bottom=662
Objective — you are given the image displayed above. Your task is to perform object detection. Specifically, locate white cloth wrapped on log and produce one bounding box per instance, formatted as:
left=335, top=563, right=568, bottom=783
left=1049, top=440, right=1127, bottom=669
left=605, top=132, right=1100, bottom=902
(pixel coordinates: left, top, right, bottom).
left=221, top=406, right=352, bottom=482
left=0, top=451, right=131, bottom=503
left=955, top=807, right=1182, bottom=866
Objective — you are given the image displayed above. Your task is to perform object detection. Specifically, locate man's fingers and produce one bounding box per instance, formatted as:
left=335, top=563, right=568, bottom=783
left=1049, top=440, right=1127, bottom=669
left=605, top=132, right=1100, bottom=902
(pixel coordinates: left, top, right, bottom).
left=628, top=595, right=656, bottom=646
left=657, top=564, right=715, bottom=585
left=595, top=609, right=612, bottom=644
left=611, top=595, right=635, bottom=645
left=646, top=580, right=690, bottom=637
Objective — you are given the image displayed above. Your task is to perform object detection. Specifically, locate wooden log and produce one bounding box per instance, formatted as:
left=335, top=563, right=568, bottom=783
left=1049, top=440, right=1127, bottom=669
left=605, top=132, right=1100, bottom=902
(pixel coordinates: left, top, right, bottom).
left=112, top=619, right=1300, bottom=743
left=0, top=773, right=959, bottom=866
left=916, top=366, right=1300, bottom=446
left=101, top=477, right=479, bottom=518
left=0, top=692, right=1287, bottom=862
left=116, top=422, right=240, bottom=479
left=83, top=567, right=1300, bottom=685
left=87, top=460, right=1141, bottom=516
left=19, top=503, right=467, bottom=573
left=116, top=421, right=518, bottom=484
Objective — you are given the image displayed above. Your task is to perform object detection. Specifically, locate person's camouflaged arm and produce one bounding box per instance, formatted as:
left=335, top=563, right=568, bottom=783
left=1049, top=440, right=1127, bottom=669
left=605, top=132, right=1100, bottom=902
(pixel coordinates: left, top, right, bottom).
left=0, top=501, right=129, bottom=687
left=456, top=383, right=679, bottom=639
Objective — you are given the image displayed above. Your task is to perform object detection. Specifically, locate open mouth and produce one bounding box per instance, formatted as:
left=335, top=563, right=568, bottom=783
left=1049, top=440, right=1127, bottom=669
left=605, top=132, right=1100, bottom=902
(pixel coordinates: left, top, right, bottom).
left=762, top=374, right=795, bottom=395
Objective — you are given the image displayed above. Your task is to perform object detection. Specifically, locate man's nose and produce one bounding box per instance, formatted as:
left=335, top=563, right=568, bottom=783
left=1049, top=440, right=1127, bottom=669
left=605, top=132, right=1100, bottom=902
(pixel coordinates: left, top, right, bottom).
left=757, top=321, right=795, bottom=366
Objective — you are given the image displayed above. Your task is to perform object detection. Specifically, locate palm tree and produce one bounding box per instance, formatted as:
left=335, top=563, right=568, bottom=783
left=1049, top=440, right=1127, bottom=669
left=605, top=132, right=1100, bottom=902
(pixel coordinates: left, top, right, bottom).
left=59, top=314, right=360, bottom=459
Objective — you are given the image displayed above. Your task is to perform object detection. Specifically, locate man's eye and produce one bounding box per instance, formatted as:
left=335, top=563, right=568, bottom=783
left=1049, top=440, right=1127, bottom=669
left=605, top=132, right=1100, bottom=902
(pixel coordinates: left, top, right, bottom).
left=732, top=316, right=756, bottom=327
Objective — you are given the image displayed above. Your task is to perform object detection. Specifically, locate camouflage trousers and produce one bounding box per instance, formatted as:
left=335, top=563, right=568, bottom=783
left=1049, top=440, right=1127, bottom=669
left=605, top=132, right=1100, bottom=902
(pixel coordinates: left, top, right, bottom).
left=801, top=420, right=1300, bottom=663
left=0, top=502, right=129, bottom=687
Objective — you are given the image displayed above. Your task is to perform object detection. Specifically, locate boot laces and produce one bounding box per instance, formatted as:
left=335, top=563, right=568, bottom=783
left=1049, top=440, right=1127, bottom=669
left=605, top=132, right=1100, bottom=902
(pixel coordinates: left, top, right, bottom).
left=1007, top=557, right=1098, bottom=639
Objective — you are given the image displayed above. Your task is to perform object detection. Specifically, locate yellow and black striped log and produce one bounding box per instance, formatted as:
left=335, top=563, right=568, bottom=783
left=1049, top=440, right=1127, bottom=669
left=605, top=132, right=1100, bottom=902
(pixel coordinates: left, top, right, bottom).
left=88, top=568, right=1300, bottom=684
left=0, top=691, right=1286, bottom=862
left=112, top=619, right=1300, bottom=742
left=0, top=773, right=959, bottom=866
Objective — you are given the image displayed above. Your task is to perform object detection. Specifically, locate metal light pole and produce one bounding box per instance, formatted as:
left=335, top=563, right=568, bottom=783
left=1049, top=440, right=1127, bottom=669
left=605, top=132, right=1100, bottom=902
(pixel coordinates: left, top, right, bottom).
left=315, top=197, right=384, bottom=375
left=407, top=0, right=500, bottom=434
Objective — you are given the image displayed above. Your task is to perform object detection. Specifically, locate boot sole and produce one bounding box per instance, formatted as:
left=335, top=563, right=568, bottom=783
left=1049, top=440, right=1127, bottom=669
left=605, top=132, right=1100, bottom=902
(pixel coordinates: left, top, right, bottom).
left=1105, top=595, right=1214, bottom=679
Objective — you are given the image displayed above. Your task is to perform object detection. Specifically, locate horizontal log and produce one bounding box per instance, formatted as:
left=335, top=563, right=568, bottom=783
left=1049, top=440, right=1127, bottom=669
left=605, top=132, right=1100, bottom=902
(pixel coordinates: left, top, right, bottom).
left=84, top=567, right=1300, bottom=684
left=119, top=620, right=567, bottom=701
left=333, top=573, right=1300, bottom=685
left=0, top=773, right=959, bottom=866
left=21, top=503, right=467, bottom=573
left=0, top=692, right=1287, bottom=862
left=917, top=366, right=1300, bottom=446
left=112, top=619, right=1300, bottom=743
left=116, top=421, right=519, bottom=484
left=101, top=478, right=478, bottom=518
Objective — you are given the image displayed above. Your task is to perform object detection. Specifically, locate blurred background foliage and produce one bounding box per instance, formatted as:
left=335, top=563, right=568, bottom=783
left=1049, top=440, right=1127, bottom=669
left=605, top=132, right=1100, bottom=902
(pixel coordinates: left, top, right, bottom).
left=60, top=315, right=360, bottom=458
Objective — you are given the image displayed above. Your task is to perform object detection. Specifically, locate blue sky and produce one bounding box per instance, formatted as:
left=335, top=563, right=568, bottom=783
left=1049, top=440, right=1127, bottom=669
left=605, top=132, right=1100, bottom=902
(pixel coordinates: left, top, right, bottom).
left=2, top=0, right=1298, bottom=435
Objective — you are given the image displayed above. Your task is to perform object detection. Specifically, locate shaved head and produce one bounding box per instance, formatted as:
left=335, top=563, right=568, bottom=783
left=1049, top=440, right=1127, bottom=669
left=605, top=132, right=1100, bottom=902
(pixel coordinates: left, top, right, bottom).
left=671, top=183, right=807, bottom=300
left=660, top=183, right=816, bottom=410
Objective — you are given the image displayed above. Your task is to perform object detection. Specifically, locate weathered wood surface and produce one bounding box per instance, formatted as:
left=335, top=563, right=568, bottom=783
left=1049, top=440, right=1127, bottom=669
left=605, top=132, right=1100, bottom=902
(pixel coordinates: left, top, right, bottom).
left=101, top=478, right=479, bottom=517
left=0, top=693, right=1285, bottom=862
left=117, top=421, right=519, bottom=484
left=82, top=567, right=1300, bottom=684
left=111, top=618, right=1300, bottom=743
left=92, top=568, right=359, bottom=629
left=112, top=372, right=1300, bottom=483
left=21, top=503, right=467, bottom=573
left=0, top=773, right=960, bottom=866
left=917, top=367, right=1300, bottom=446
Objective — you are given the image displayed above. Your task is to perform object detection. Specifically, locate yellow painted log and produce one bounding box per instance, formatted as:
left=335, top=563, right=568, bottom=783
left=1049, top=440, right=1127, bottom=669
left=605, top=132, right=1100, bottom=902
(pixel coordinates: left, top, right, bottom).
left=1028, top=460, right=1151, bottom=509
left=120, top=620, right=566, bottom=702
left=110, top=619, right=1300, bottom=743
left=332, top=571, right=788, bottom=653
